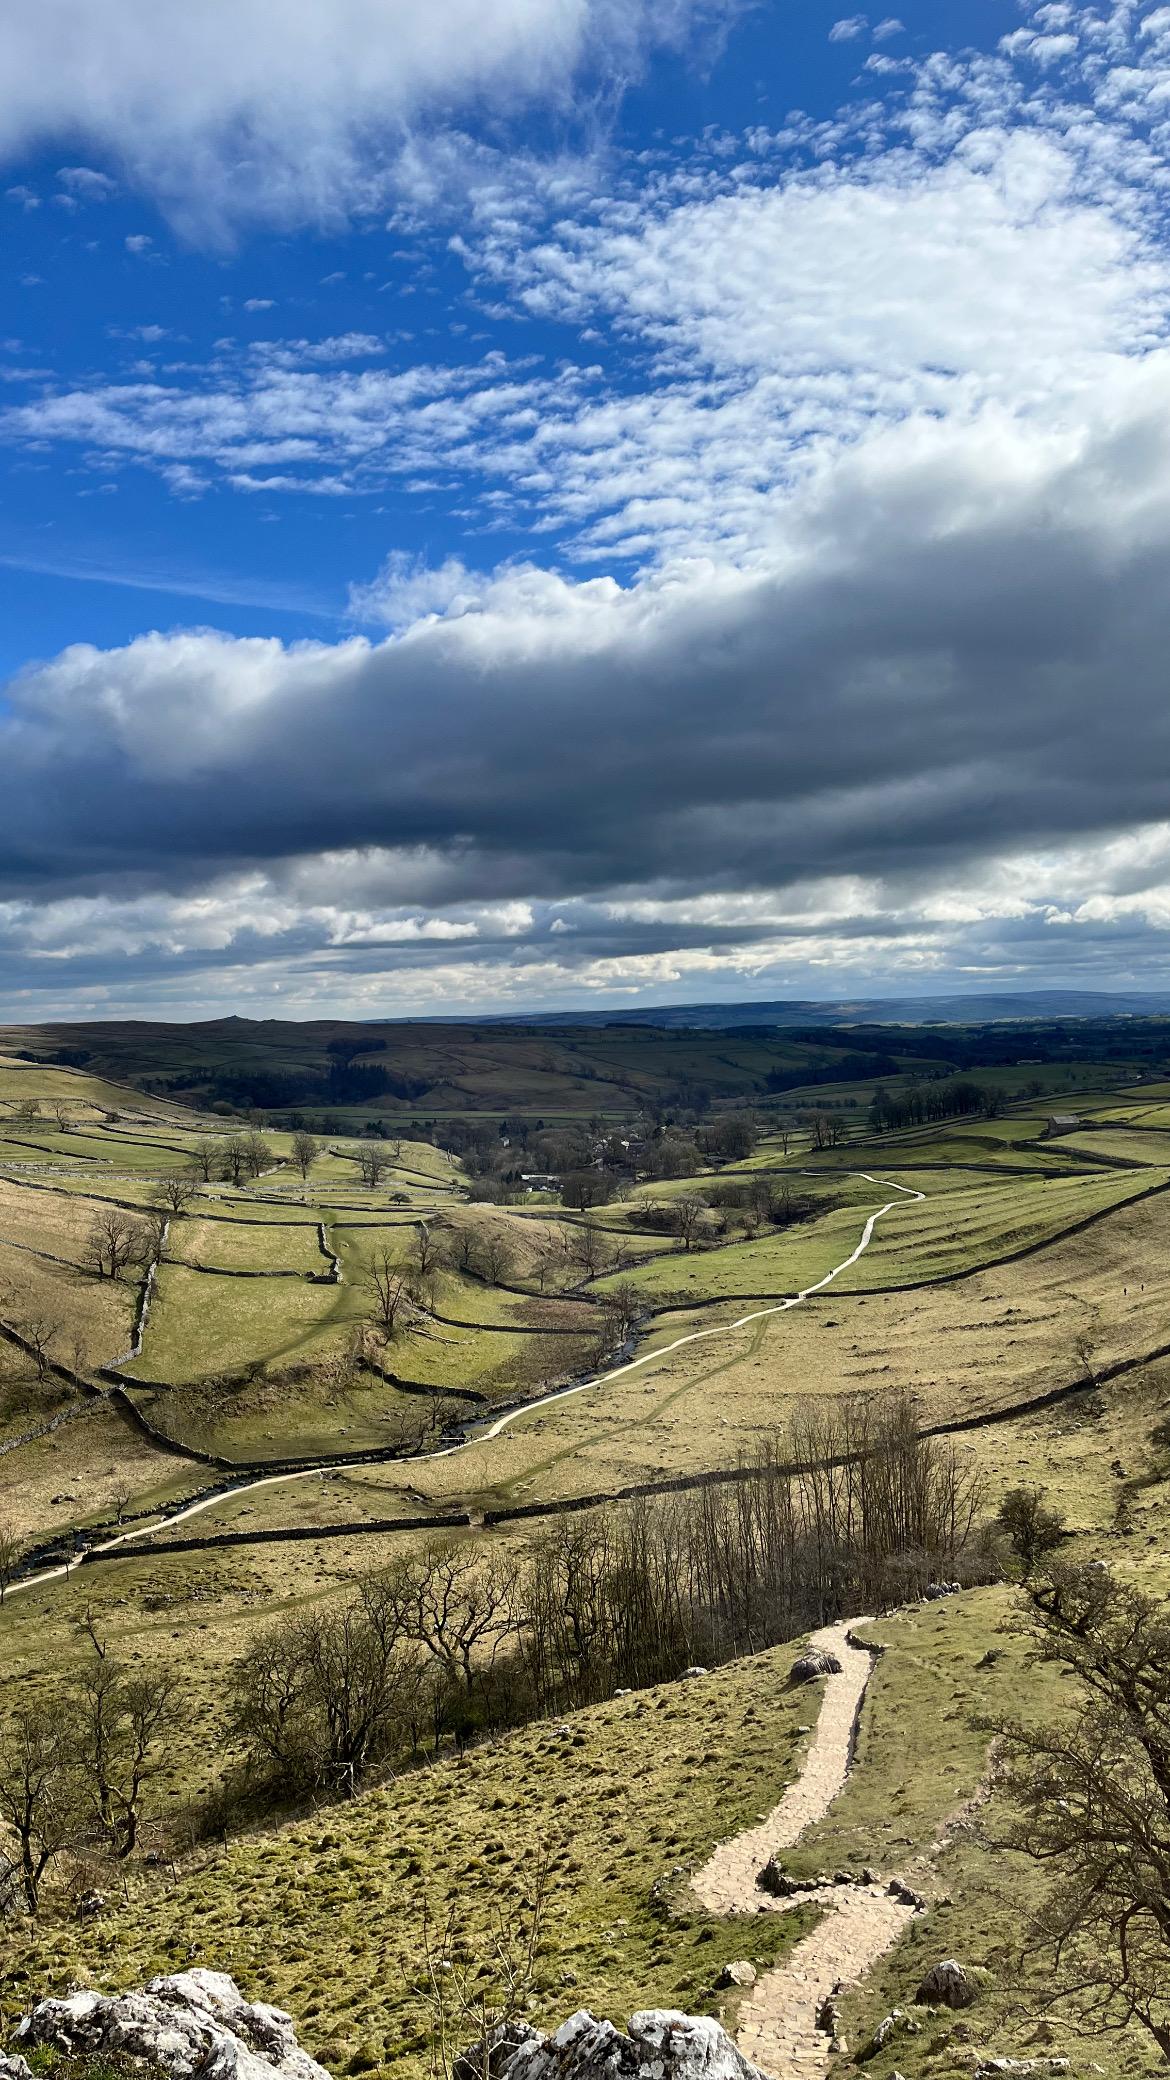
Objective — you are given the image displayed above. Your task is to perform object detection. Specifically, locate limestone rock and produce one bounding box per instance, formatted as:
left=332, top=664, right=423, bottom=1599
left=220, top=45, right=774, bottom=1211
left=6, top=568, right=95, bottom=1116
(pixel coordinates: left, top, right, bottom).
left=16, top=1970, right=331, bottom=2080
left=458, top=2009, right=769, bottom=2080
left=915, top=1959, right=975, bottom=2009
left=790, top=1650, right=843, bottom=1684
left=714, top=1962, right=756, bottom=1990
left=680, top=1667, right=709, bottom=1680
left=0, top=2056, right=31, bottom=2080
left=755, top=1855, right=803, bottom=1898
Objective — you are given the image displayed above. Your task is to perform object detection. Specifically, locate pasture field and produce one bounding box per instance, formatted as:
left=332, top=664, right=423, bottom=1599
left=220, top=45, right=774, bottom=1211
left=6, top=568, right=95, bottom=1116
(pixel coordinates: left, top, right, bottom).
left=5, top=1038, right=1170, bottom=2080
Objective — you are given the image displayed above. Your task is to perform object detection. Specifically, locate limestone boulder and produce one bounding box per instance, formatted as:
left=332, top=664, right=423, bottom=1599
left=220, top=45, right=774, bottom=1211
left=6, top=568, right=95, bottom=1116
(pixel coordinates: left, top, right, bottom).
left=914, top=1959, right=975, bottom=2009
left=458, top=2009, right=769, bottom=2080
left=16, top=1970, right=331, bottom=2080
left=789, top=1651, right=842, bottom=1684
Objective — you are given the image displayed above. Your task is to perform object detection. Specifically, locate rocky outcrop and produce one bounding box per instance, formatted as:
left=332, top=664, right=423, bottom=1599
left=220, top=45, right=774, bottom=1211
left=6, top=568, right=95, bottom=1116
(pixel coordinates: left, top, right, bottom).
left=914, top=1958, right=975, bottom=2009
left=789, top=1650, right=843, bottom=1683
left=15, top=1970, right=331, bottom=2080
left=457, top=2010, right=769, bottom=2080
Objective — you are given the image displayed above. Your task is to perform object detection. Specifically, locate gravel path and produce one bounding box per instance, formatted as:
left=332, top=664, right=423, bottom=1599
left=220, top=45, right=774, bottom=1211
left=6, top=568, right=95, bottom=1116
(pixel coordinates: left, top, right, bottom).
left=693, top=1620, right=916, bottom=2078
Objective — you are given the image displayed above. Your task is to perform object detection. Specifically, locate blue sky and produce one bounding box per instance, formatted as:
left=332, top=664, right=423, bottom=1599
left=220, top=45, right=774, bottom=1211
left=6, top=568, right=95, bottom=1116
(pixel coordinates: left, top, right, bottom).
left=3, top=0, right=1170, bottom=1018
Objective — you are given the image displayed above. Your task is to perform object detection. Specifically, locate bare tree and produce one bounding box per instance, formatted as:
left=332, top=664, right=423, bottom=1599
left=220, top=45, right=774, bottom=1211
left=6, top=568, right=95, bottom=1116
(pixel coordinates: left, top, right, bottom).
left=241, top=1128, right=269, bottom=1180
left=673, top=1192, right=710, bottom=1252
left=85, top=1208, right=152, bottom=1281
left=572, top=1223, right=611, bottom=1281
left=230, top=1580, right=408, bottom=1796
left=0, top=1521, right=23, bottom=1604
left=451, top=1227, right=482, bottom=1279
left=417, top=1845, right=553, bottom=2080
left=357, top=1145, right=391, bottom=1188
left=367, top=1249, right=417, bottom=1341
left=412, top=1222, right=440, bottom=1278
left=379, top=1540, right=520, bottom=1696
left=12, top=1097, right=40, bottom=1131
left=0, top=1702, right=80, bottom=1912
left=71, top=1659, right=179, bottom=1857
left=14, top=1310, right=60, bottom=1381
left=480, top=1232, right=515, bottom=1287
left=217, top=1135, right=248, bottom=1187
left=995, top=1563, right=1170, bottom=2063
left=156, top=1171, right=198, bottom=1217
left=1073, top=1329, right=1098, bottom=1383
left=191, top=1139, right=218, bottom=1183
left=597, top=1282, right=642, bottom=1356
left=291, top=1131, right=320, bottom=1180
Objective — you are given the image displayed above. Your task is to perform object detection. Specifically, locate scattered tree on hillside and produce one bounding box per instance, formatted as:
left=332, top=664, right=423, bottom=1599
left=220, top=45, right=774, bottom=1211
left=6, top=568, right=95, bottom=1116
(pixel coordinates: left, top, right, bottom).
left=673, top=1191, right=710, bottom=1252
left=0, top=1702, right=80, bottom=1912
left=412, top=1222, right=440, bottom=1278
left=232, top=1580, right=413, bottom=1795
left=290, top=1130, right=320, bottom=1180
left=85, top=1208, right=152, bottom=1281
left=216, top=1135, right=248, bottom=1187
left=366, top=1249, right=418, bottom=1341
left=480, top=1232, right=515, bottom=1287
left=561, top=1169, right=613, bottom=1211
left=0, top=1521, right=23, bottom=1604
left=71, top=1657, right=179, bottom=1858
left=191, top=1140, right=218, bottom=1183
left=997, top=1487, right=1067, bottom=1577
left=378, top=1540, right=521, bottom=1698
left=357, top=1145, right=391, bottom=1188
left=12, top=1098, right=40, bottom=1131
left=156, top=1171, right=198, bottom=1217
left=597, top=1282, right=642, bottom=1357
left=995, top=1563, right=1170, bottom=2062
left=571, top=1222, right=611, bottom=1281
left=15, top=1309, right=61, bottom=1381
left=241, top=1128, right=268, bottom=1180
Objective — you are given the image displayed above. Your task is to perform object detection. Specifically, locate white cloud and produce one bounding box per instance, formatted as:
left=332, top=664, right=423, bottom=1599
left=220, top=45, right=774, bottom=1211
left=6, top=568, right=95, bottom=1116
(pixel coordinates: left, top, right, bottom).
left=56, top=164, right=115, bottom=199
left=829, top=16, right=867, bottom=42
left=0, top=0, right=733, bottom=238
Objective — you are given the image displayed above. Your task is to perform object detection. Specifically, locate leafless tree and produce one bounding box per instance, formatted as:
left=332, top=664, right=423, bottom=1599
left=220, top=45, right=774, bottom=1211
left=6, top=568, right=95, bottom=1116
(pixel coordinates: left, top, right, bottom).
left=378, top=1540, right=521, bottom=1696
left=14, top=1310, right=60, bottom=1381
left=480, top=1232, right=515, bottom=1287
left=241, top=1128, right=268, bottom=1180
left=12, top=1097, right=40, bottom=1131
left=1073, top=1329, right=1098, bottom=1383
left=412, top=1222, right=440, bottom=1278
left=367, top=1249, right=417, bottom=1341
left=156, top=1171, right=198, bottom=1217
left=673, top=1192, right=710, bottom=1252
left=85, top=1208, right=152, bottom=1281
left=357, top=1145, right=391, bottom=1188
left=230, top=1579, right=409, bottom=1796
left=417, top=1844, right=553, bottom=2080
left=71, top=1658, right=179, bottom=1858
left=0, top=1521, right=23, bottom=1604
left=994, top=1563, right=1170, bottom=2063
left=0, top=1702, right=80, bottom=1912
left=571, top=1222, right=611, bottom=1281
left=291, top=1131, right=320, bottom=1180
left=191, top=1139, right=218, bottom=1183
left=217, top=1135, right=248, bottom=1187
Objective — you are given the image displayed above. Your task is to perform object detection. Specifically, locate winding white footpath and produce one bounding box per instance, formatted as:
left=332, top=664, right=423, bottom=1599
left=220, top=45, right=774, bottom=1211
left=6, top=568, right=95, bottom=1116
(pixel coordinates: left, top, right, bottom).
left=694, top=1621, right=915, bottom=2077
left=8, top=1177, right=923, bottom=1599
